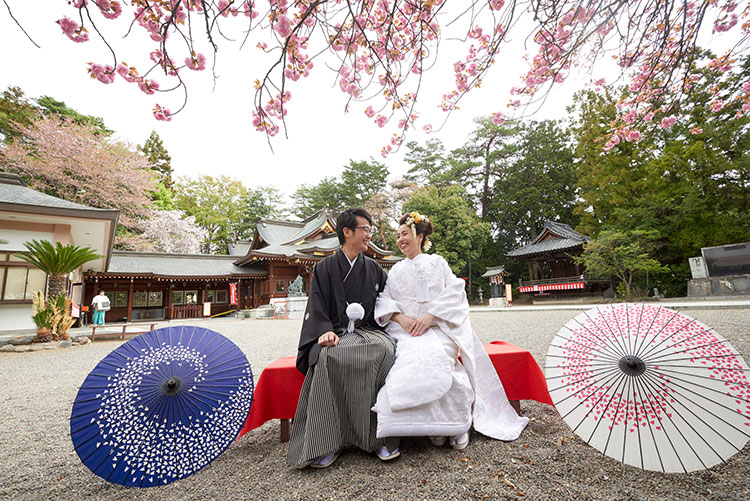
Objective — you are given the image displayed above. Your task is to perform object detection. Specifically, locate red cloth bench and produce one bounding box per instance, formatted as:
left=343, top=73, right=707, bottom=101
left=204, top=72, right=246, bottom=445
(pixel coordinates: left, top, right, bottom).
left=238, top=341, right=553, bottom=442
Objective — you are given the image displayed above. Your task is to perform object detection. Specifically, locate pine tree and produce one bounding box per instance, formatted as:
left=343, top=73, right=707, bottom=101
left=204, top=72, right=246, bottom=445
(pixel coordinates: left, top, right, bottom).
left=140, top=131, right=173, bottom=188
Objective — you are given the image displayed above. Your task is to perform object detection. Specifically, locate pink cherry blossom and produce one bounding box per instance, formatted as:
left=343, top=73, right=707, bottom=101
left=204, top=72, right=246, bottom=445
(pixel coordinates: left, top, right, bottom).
left=185, top=53, right=207, bottom=71
left=153, top=105, right=172, bottom=121
left=660, top=116, right=677, bottom=129
left=491, top=112, right=504, bottom=125
left=138, top=79, right=160, bottom=95
left=43, top=0, right=750, bottom=152
left=218, top=0, right=231, bottom=17
left=89, top=63, right=115, bottom=84
left=117, top=63, right=139, bottom=82
left=94, top=0, right=122, bottom=20
left=57, top=17, right=89, bottom=43
left=274, top=15, right=292, bottom=38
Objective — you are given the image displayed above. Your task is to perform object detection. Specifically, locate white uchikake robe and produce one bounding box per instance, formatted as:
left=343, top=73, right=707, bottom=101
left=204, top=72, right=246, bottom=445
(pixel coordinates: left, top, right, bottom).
left=372, top=253, right=529, bottom=440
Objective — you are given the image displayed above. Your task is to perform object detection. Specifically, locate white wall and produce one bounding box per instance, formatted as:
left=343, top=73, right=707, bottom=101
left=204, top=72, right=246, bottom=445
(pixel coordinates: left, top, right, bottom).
left=1, top=230, right=53, bottom=333
left=0, top=229, right=55, bottom=251
left=0, top=304, right=35, bottom=332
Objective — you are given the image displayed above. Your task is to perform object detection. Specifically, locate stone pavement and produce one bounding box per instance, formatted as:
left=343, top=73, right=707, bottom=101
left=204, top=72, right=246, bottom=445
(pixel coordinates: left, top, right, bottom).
left=471, top=297, right=750, bottom=312
left=2, top=296, right=748, bottom=343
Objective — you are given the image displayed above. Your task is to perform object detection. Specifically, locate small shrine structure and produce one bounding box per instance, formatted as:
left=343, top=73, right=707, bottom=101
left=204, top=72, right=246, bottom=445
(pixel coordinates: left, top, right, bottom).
left=481, top=266, right=509, bottom=298
left=506, top=221, right=609, bottom=297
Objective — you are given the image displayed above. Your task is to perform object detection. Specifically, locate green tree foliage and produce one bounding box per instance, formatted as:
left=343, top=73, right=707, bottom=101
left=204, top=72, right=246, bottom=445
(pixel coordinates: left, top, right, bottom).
left=404, top=185, right=490, bottom=275
left=569, top=88, right=655, bottom=237
left=571, top=53, right=750, bottom=294
left=403, top=138, right=453, bottom=188
left=150, top=181, right=175, bottom=210
left=488, top=119, right=577, bottom=250
left=339, top=159, right=389, bottom=206
left=290, top=159, right=389, bottom=217
left=0, top=86, right=36, bottom=143
left=36, top=96, right=112, bottom=136
left=1, top=86, right=113, bottom=144
left=291, top=177, right=345, bottom=217
left=237, top=186, right=287, bottom=239
left=16, top=240, right=102, bottom=299
left=140, top=130, right=174, bottom=188
left=449, top=117, right=521, bottom=218
left=173, top=175, right=249, bottom=254
left=577, top=230, right=666, bottom=298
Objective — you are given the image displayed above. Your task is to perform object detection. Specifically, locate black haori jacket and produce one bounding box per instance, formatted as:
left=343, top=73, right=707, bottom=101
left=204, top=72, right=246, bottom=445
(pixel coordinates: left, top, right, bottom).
left=295, top=250, right=387, bottom=374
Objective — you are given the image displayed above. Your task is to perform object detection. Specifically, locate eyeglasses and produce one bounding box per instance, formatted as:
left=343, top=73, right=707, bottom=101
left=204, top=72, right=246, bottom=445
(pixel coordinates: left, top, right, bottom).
left=355, top=226, right=373, bottom=235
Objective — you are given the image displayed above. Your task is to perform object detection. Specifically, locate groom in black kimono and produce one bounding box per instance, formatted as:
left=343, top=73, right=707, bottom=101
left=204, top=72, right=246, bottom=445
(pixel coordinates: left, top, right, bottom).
left=286, top=208, right=400, bottom=468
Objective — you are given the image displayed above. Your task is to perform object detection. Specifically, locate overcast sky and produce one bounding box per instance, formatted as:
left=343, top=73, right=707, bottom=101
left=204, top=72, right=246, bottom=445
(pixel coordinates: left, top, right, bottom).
left=1, top=2, right=609, bottom=206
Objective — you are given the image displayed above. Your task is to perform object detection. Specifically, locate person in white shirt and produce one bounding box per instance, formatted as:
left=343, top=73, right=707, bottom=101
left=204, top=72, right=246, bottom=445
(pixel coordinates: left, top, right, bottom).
left=91, top=290, right=110, bottom=326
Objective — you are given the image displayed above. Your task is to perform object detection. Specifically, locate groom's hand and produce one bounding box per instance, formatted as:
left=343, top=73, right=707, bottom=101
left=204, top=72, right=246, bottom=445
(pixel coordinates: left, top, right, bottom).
left=318, top=331, right=339, bottom=347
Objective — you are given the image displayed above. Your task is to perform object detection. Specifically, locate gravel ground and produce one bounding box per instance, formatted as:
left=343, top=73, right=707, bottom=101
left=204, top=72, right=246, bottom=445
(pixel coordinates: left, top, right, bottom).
left=0, top=308, right=748, bottom=501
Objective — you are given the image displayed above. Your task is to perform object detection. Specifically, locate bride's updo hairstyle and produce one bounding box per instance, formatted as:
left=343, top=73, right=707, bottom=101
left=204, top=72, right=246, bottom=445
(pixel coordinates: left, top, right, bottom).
left=399, top=212, right=434, bottom=252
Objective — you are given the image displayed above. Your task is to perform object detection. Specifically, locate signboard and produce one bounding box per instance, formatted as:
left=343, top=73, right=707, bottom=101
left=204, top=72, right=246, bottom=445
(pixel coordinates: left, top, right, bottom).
left=505, top=284, right=512, bottom=304
left=701, top=243, right=750, bottom=277
left=273, top=300, right=288, bottom=319
left=203, top=302, right=212, bottom=317
left=71, top=302, right=80, bottom=318
left=229, top=283, right=238, bottom=305
left=688, top=256, right=708, bottom=279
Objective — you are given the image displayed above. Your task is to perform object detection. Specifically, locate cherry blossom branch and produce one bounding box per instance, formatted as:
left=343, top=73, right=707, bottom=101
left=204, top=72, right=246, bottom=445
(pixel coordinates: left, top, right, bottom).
left=3, top=0, right=40, bottom=48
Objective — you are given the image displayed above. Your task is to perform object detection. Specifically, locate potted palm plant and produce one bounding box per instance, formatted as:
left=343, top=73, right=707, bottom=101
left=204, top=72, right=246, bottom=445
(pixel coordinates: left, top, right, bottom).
left=15, top=240, right=102, bottom=298
left=49, top=293, right=75, bottom=340
left=31, top=291, right=54, bottom=342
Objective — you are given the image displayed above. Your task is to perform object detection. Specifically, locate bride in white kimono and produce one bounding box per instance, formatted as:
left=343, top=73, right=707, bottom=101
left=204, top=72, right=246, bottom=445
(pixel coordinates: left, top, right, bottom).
left=373, top=212, right=528, bottom=449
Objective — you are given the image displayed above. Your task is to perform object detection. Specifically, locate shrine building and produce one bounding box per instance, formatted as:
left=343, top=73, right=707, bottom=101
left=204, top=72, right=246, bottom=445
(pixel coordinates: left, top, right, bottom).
left=83, top=209, right=399, bottom=323
left=506, top=221, right=610, bottom=298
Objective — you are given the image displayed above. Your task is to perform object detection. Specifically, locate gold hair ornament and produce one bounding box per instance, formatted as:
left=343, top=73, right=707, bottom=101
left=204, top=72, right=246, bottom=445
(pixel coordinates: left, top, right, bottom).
left=404, top=212, right=432, bottom=252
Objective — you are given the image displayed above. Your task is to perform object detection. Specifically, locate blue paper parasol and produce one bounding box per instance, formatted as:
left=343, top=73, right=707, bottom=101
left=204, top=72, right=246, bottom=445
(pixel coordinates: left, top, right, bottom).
left=70, top=325, right=254, bottom=487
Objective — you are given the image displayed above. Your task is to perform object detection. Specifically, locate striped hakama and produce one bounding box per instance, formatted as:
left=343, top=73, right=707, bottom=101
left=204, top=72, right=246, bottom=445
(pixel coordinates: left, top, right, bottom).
left=286, top=326, right=398, bottom=466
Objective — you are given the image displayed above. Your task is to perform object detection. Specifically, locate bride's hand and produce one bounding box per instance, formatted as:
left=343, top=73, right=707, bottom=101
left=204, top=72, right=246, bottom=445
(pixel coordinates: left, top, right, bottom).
left=410, top=313, right=435, bottom=337
left=392, top=312, right=416, bottom=332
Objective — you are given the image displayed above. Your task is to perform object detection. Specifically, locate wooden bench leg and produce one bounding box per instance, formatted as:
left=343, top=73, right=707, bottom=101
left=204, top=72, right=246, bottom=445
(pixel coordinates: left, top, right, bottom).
left=121, top=326, right=127, bottom=340
left=91, top=326, right=97, bottom=342
left=509, top=400, right=522, bottom=416
left=280, top=419, right=291, bottom=442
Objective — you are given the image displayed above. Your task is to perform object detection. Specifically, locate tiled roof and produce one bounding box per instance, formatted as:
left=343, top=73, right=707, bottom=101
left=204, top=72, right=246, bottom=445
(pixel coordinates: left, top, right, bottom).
left=256, top=210, right=331, bottom=246
left=0, top=175, right=115, bottom=213
left=537, top=221, right=588, bottom=243
left=107, top=251, right=267, bottom=277
left=506, top=221, right=590, bottom=258
left=481, top=266, right=506, bottom=277
left=242, top=209, right=396, bottom=264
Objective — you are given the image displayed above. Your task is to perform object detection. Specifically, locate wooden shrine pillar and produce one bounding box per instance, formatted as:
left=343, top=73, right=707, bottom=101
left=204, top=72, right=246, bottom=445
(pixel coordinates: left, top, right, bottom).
left=167, top=284, right=173, bottom=320
left=127, top=278, right=134, bottom=322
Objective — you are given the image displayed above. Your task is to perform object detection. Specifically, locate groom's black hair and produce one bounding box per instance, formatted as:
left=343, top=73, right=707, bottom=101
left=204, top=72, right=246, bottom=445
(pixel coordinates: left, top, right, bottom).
left=336, top=208, right=373, bottom=245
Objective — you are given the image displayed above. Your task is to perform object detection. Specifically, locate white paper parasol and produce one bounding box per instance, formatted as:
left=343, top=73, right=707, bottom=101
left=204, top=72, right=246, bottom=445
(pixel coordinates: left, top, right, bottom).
left=546, top=303, right=750, bottom=472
